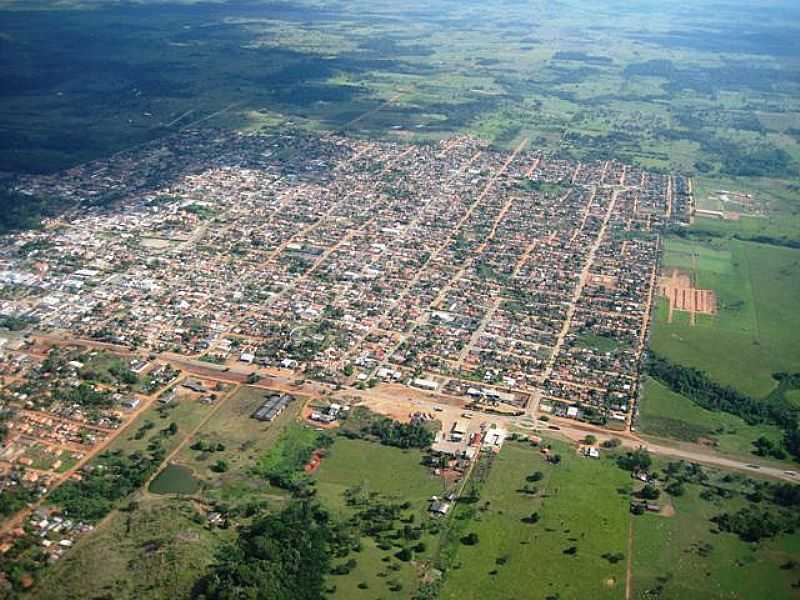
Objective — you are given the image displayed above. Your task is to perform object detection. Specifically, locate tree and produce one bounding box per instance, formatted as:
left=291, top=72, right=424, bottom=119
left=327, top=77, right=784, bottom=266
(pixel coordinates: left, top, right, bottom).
left=617, top=448, right=652, bottom=472
left=665, top=481, right=685, bottom=497
left=526, top=471, right=544, bottom=482
left=395, top=547, right=413, bottom=561
left=211, top=460, right=229, bottom=473
left=639, top=484, right=661, bottom=500
left=461, top=532, right=480, bottom=545
left=522, top=512, right=540, bottom=524
left=584, top=435, right=597, bottom=445
left=194, top=501, right=332, bottom=600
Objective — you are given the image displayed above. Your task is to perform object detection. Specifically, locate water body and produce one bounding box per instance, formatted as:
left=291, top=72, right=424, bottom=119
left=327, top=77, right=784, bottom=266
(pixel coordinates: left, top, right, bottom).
left=149, top=463, right=200, bottom=495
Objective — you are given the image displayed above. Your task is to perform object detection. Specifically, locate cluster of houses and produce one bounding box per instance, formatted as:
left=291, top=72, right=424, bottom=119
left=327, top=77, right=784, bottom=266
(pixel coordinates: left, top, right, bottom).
left=0, top=507, right=93, bottom=563
left=308, top=402, right=345, bottom=424
left=0, top=127, right=690, bottom=433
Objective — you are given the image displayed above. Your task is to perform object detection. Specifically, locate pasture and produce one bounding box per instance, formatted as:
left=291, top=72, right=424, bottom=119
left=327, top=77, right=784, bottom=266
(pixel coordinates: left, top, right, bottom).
left=651, top=237, right=800, bottom=398
left=313, top=436, right=443, bottom=599
left=441, top=440, right=630, bottom=600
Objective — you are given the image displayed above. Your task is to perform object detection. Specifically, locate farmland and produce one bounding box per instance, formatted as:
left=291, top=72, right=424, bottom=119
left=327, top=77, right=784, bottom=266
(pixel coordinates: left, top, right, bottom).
left=650, top=237, right=800, bottom=398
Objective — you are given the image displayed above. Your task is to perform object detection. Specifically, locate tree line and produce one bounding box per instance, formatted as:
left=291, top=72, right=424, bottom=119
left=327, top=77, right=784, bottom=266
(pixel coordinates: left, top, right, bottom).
left=646, top=354, right=800, bottom=460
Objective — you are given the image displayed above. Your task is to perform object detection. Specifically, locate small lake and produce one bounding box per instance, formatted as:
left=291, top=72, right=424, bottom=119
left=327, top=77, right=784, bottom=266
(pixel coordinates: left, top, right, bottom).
left=149, top=463, right=199, bottom=495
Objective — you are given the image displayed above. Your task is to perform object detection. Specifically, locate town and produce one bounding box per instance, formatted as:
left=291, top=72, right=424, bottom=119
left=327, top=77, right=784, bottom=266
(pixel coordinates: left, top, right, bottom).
left=0, top=127, right=695, bottom=588
left=2, top=127, right=690, bottom=423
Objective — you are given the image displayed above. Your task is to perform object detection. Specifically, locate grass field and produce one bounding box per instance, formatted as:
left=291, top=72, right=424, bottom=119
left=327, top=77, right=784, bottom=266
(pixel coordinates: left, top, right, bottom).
left=29, top=497, right=221, bottom=600
left=437, top=437, right=800, bottom=600
left=313, top=437, right=442, bottom=599
left=172, top=385, right=303, bottom=504
left=106, top=387, right=215, bottom=457
left=637, top=377, right=786, bottom=460
left=651, top=237, right=800, bottom=398
left=441, top=440, right=631, bottom=600
left=631, top=470, right=800, bottom=600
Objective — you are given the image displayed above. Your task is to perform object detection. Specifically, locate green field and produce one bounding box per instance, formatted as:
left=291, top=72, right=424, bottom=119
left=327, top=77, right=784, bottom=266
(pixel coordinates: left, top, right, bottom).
left=638, top=377, right=786, bottom=460
left=313, top=437, right=442, bottom=599
left=631, top=466, right=800, bottom=600
left=173, top=385, right=303, bottom=504
left=651, top=237, right=800, bottom=398
left=441, top=441, right=631, bottom=600
left=436, top=438, right=800, bottom=600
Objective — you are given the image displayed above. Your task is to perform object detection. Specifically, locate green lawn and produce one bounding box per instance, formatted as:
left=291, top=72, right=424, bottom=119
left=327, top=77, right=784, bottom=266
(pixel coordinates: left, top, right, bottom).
left=441, top=441, right=631, bottom=600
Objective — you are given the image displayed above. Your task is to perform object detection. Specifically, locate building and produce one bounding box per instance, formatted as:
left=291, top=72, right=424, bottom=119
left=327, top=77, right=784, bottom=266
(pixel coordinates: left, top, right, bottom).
left=252, top=393, right=293, bottom=422
left=182, top=379, right=208, bottom=393
left=412, top=378, right=438, bottom=391
left=121, top=397, right=140, bottom=410
left=450, top=419, right=468, bottom=442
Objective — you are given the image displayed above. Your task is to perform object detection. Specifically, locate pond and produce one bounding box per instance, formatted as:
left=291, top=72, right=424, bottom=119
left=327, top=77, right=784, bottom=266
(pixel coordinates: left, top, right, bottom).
left=149, top=463, right=200, bottom=495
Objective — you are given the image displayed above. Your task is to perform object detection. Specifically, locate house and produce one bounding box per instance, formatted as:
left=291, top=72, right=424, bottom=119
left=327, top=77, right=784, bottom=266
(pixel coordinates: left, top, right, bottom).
left=583, top=447, right=599, bottom=459
left=121, top=397, right=140, bottom=410
left=182, top=379, right=208, bottom=393
left=429, top=499, right=451, bottom=516
left=483, top=425, right=508, bottom=449
left=239, top=352, right=255, bottom=364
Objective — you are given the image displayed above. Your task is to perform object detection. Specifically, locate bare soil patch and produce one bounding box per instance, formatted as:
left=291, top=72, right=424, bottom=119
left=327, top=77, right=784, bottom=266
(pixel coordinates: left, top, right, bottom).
left=658, top=268, right=716, bottom=325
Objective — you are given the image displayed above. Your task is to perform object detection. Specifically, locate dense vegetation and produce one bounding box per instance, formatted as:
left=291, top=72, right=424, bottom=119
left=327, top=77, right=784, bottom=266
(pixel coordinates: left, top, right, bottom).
left=0, top=187, right=67, bottom=235
left=363, top=417, right=435, bottom=449
left=49, top=447, right=164, bottom=522
left=0, top=485, right=35, bottom=518
left=193, top=501, right=336, bottom=600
